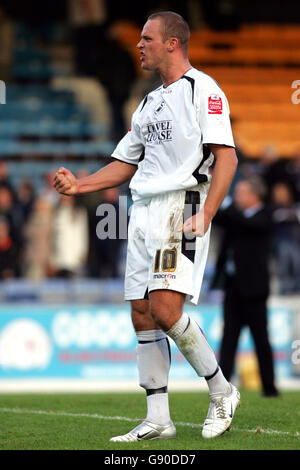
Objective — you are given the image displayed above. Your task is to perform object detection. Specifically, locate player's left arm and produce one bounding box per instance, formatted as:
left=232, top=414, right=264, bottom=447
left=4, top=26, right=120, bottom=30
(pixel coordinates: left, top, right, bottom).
left=183, top=144, right=238, bottom=236
left=203, top=143, right=238, bottom=228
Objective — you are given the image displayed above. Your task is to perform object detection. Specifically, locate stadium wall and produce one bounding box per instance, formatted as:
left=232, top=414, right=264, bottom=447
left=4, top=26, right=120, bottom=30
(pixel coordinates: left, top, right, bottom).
left=0, top=298, right=299, bottom=392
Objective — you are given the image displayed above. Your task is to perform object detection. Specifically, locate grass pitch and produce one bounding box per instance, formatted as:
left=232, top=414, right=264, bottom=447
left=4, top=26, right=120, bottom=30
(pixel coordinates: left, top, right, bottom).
left=0, top=390, right=299, bottom=450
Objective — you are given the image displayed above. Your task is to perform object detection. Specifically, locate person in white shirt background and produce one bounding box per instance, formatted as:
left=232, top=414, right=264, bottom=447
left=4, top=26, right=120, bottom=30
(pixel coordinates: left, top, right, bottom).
left=211, top=177, right=279, bottom=398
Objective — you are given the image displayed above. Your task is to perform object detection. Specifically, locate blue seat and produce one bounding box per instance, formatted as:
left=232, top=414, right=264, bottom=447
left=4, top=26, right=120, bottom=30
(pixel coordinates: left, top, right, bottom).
left=0, top=79, right=111, bottom=155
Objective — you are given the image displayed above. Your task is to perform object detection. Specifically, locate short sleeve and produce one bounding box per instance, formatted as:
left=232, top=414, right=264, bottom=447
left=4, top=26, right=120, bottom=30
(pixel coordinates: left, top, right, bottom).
left=198, top=83, right=235, bottom=148
left=111, top=105, right=145, bottom=165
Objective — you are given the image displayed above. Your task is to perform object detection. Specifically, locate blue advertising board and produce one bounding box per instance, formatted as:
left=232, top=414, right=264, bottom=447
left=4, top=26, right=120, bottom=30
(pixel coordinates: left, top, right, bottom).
left=0, top=304, right=293, bottom=381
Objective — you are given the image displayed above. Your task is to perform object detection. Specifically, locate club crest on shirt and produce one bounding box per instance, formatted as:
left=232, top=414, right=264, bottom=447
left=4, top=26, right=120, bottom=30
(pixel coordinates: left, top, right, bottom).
left=154, top=100, right=166, bottom=115
left=208, top=94, right=223, bottom=114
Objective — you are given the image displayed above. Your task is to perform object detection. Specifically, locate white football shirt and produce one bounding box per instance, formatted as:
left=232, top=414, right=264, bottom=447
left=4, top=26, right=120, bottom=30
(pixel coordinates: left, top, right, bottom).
left=111, top=67, right=235, bottom=203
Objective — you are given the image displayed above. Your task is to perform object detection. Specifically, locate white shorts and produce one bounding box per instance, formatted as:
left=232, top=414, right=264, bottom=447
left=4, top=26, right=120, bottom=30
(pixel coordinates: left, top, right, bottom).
left=124, top=184, right=211, bottom=305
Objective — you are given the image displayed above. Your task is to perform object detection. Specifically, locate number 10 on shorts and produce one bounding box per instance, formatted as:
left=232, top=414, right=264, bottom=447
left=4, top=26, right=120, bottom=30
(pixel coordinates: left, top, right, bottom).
left=154, top=248, right=177, bottom=272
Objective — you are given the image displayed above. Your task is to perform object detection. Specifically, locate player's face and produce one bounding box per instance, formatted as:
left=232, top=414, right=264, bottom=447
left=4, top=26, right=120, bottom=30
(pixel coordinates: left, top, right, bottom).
left=137, top=19, right=168, bottom=71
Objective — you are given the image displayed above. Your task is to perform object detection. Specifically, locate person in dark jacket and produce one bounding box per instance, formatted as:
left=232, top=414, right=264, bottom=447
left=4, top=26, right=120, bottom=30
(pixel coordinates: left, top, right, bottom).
left=271, top=182, right=300, bottom=295
left=0, top=216, right=18, bottom=279
left=211, top=176, right=279, bottom=397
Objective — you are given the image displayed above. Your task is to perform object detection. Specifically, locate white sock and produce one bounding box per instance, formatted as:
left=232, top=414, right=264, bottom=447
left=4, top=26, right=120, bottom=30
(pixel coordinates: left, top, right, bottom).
left=146, top=392, right=170, bottom=425
left=206, top=368, right=231, bottom=399
left=167, top=313, right=230, bottom=397
left=136, top=329, right=171, bottom=425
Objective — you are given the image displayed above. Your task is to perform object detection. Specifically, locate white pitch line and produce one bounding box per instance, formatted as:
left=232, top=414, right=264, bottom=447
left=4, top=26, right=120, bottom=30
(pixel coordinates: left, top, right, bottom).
left=0, top=407, right=299, bottom=438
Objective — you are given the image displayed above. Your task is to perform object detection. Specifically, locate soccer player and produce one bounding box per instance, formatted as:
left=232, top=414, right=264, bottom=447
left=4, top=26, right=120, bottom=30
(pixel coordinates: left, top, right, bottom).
left=53, top=11, right=240, bottom=441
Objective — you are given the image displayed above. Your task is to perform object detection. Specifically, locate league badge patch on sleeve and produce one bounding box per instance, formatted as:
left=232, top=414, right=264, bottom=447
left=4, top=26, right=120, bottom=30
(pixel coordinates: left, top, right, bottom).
left=208, top=94, right=223, bottom=114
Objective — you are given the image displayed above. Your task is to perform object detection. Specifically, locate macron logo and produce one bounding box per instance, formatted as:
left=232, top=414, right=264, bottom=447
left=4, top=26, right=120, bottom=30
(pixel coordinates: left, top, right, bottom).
left=153, top=273, right=176, bottom=279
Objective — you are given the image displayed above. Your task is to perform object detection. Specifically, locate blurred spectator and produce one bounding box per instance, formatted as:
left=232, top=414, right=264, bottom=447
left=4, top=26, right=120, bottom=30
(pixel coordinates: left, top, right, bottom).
left=271, top=182, right=300, bottom=295
left=97, top=33, right=136, bottom=142
left=211, top=176, right=278, bottom=397
left=261, top=146, right=293, bottom=196
left=69, top=0, right=137, bottom=143
left=0, top=162, right=15, bottom=193
left=17, top=180, right=36, bottom=223
left=94, top=25, right=137, bottom=142
left=40, top=170, right=61, bottom=208
left=0, top=185, right=24, bottom=273
left=239, top=145, right=295, bottom=202
left=0, top=7, right=14, bottom=82
left=93, top=187, right=125, bottom=278
left=201, top=0, right=240, bottom=31
left=0, top=216, right=18, bottom=279
left=51, top=194, right=89, bottom=278
left=285, top=151, right=300, bottom=203
left=0, top=185, right=23, bottom=232
left=75, top=169, right=105, bottom=276
left=22, top=197, right=53, bottom=280
left=235, top=145, right=278, bottom=186
left=68, top=0, right=107, bottom=76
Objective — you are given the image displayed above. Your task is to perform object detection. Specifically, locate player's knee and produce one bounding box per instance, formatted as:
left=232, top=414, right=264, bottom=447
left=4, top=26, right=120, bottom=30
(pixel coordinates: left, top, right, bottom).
left=131, top=299, right=149, bottom=320
left=149, top=311, right=171, bottom=332
left=131, top=299, right=156, bottom=331
left=150, top=295, right=182, bottom=331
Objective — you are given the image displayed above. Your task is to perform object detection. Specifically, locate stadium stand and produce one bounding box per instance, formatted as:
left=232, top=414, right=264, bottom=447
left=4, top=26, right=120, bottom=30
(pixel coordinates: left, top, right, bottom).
left=0, top=13, right=299, bottom=290
left=0, top=22, right=114, bottom=167
left=1, top=20, right=299, bottom=164
left=112, top=21, right=300, bottom=158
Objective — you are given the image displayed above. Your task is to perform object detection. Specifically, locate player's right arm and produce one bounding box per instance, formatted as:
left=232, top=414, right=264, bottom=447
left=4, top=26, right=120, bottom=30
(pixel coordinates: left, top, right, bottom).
left=53, top=160, right=137, bottom=195
left=53, top=98, right=145, bottom=196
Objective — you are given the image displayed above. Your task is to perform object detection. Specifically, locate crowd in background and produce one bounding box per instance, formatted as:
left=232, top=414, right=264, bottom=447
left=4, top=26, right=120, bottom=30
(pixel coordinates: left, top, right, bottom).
left=235, top=147, right=300, bottom=295
left=0, top=1, right=299, bottom=295
left=0, top=161, right=126, bottom=281
left=0, top=151, right=299, bottom=295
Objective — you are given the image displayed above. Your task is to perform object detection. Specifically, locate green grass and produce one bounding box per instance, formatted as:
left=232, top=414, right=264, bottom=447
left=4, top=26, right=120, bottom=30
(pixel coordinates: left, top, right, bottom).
left=0, top=390, right=299, bottom=450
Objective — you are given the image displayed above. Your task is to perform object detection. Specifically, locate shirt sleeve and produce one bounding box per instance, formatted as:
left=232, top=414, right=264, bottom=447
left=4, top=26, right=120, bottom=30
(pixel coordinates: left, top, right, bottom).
left=111, top=104, right=145, bottom=166
left=197, top=81, right=235, bottom=148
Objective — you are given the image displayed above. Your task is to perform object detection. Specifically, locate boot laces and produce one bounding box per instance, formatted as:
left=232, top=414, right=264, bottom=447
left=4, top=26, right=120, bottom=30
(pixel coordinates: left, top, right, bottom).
left=214, top=398, right=227, bottom=419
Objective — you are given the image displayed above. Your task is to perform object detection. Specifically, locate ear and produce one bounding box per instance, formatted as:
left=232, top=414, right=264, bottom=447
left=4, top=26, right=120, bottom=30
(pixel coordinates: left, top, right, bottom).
left=167, top=37, right=179, bottom=52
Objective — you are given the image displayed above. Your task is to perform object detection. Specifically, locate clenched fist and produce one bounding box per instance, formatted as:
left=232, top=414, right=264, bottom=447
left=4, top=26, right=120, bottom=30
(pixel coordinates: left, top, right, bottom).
left=53, top=167, right=79, bottom=195
left=182, top=207, right=212, bottom=238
